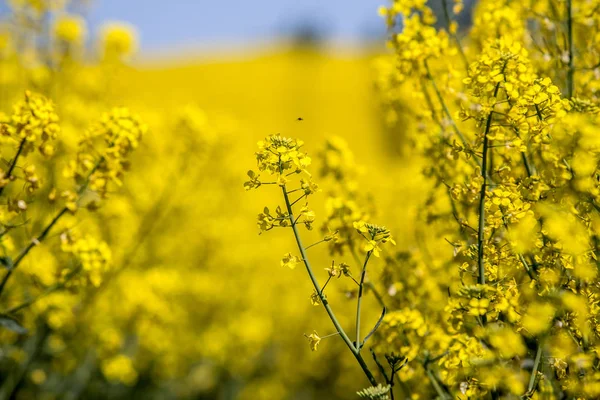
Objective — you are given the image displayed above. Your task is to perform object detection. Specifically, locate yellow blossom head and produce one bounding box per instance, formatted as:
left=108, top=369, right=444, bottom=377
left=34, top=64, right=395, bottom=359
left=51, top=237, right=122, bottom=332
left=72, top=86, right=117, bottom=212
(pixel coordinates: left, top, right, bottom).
left=54, top=14, right=87, bottom=46
left=99, top=22, right=138, bottom=60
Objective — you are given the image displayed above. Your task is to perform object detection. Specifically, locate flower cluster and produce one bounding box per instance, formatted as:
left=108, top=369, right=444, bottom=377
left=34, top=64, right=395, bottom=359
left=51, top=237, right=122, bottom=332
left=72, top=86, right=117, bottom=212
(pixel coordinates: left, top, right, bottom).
left=5, top=90, right=60, bottom=156
left=253, top=134, right=312, bottom=176
left=65, top=107, right=146, bottom=199
left=60, top=233, right=112, bottom=287
left=353, top=221, right=396, bottom=257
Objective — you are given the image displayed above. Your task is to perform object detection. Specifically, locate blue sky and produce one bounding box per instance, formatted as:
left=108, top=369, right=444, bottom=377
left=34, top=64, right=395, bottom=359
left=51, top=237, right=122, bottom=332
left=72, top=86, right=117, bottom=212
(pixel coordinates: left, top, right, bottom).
left=85, top=0, right=386, bottom=53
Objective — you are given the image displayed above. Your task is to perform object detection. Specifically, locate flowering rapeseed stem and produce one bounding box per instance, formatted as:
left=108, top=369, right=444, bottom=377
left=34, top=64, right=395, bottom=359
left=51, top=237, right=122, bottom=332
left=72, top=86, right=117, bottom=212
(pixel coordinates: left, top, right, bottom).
left=280, top=183, right=378, bottom=385
left=247, top=134, right=382, bottom=386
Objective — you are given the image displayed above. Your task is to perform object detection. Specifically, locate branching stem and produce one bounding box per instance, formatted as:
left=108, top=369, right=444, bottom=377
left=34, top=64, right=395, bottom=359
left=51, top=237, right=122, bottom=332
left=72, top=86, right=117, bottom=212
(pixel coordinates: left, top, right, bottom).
left=0, top=138, right=26, bottom=198
left=281, top=185, right=377, bottom=386
left=355, top=251, right=372, bottom=351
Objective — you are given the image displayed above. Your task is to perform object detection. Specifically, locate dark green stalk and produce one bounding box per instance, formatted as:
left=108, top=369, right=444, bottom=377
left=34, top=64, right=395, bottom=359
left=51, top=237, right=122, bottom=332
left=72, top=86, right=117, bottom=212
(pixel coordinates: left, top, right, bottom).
left=425, top=365, right=450, bottom=400
left=281, top=185, right=377, bottom=386
left=566, top=0, right=574, bottom=98
left=350, top=246, right=387, bottom=309
left=0, top=159, right=102, bottom=297
left=526, top=344, right=543, bottom=396
left=477, top=132, right=490, bottom=285
left=355, top=251, right=372, bottom=351
left=0, top=138, right=26, bottom=197
left=477, top=82, right=501, bottom=286
left=0, top=207, right=68, bottom=296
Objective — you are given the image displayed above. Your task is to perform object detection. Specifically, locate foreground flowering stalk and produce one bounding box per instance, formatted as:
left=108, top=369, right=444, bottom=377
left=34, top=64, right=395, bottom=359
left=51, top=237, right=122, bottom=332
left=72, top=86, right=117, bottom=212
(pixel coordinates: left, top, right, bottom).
left=0, top=105, right=146, bottom=298
left=373, top=0, right=600, bottom=398
left=246, top=135, right=398, bottom=387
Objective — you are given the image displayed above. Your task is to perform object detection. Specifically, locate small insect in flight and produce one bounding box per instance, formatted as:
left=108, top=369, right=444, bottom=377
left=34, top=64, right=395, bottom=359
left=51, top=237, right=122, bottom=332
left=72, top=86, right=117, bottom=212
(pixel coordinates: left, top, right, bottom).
left=297, top=117, right=303, bottom=121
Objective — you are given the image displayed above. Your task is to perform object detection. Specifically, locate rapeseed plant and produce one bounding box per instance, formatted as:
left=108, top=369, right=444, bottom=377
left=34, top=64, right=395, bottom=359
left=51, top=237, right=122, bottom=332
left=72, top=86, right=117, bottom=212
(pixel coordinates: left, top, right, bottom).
left=360, top=0, right=600, bottom=398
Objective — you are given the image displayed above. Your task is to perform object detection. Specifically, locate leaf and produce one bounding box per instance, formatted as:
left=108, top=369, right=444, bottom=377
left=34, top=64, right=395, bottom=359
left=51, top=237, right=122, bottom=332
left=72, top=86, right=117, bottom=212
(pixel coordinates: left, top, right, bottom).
left=0, top=315, right=28, bottom=334
left=361, top=307, right=386, bottom=349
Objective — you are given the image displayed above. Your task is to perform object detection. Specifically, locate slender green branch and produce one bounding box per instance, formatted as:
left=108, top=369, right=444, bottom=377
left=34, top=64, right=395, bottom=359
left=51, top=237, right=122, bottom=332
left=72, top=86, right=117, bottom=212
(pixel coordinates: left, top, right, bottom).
left=290, top=193, right=307, bottom=207
left=281, top=185, right=377, bottom=386
left=477, top=82, right=501, bottom=286
left=477, top=135, right=490, bottom=285
left=518, top=254, right=536, bottom=281
left=526, top=344, right=543, bottom=397
left=0, top=138, right=26, bottom=197
left=441, top=0, right=469, bottom=70
left=425, top=365, right=450, bottom=400
left=321, top=276, right=332, bottom=293
left=305, top=238, right=326, bottom=250
left=566, top=0, right=574, bottom=98
left=355, top=250, right=373, bottom=351
left=0, top=207, right=68, bottom=297
left=424, top=60, right=469, bottom=148
left=0, top=158, right=102, bottom=297
left=350, top=246, right=387, bottom=309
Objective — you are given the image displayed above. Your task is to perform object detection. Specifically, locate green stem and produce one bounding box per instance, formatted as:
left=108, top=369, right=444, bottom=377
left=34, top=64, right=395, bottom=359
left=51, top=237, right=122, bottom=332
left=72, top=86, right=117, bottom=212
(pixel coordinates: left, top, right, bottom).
left=0, top=207, right=68, bottom=297
left=350, top=246, right=387, bottom=309
left=0, top=158, right=102, bottom=298
left=440, top=0, right=469, bottom=70
left=0, top=138, right=26, bottom=197
left=425, top=365, right=450, bottom=400
left=424, top=61, right=469, bottom=148
left=281, top=185, right=377, bottom=386
left=527, top=344, right=543, bottom=395
left=477, top=135, right=490, bottom=286
left=566, top=0, right=574, bottom=98
left=305, top=238, right=326, bottom=250
left=355, top=251, right=372, bottom=351
left=477, top=82, right=501, bottom=286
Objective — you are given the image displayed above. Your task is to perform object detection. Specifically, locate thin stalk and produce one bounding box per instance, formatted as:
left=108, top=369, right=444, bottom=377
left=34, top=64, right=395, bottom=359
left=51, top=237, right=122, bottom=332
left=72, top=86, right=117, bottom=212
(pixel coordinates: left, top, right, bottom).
left=519, top=254, right=536, bottom=281
left=477, top=134, right=490, bottom=285
left=0, top=207, right=68, bottom=296
left=321, top=276, right=332, bottom=293
left=424, top=61, right=469, bottom=147
left=441, top=0, right=469, bottom=70
left=0, top=159, right=102, bottom=297
left=477, top=82, right=501, bottom=286
left=281, top=185, right=377, bottom=386
left=355, top=251, right=372, bottom=351
left=521, top=151, right=535, bottom=177
left=350, top=246, right=387, bottom=309
left=425, top=366, right=450, bottom=400
left=305, top=238, right=326, bottom=250
left=527, top=344, right=543, bottom=394
left=566, top=0, right=574, bottom=98
left=290, top=193, right=307, bottom=207
left=0, top=138, right=26, bottom=197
